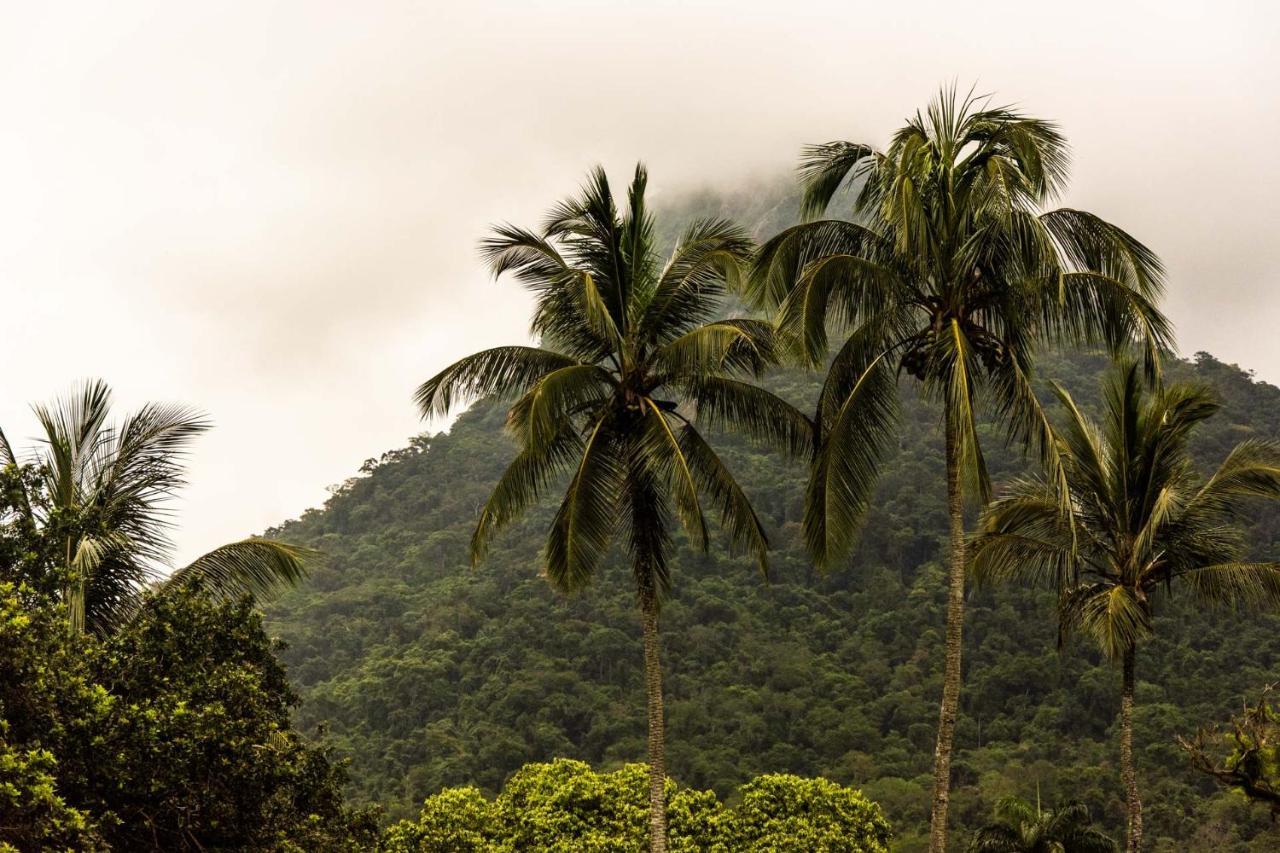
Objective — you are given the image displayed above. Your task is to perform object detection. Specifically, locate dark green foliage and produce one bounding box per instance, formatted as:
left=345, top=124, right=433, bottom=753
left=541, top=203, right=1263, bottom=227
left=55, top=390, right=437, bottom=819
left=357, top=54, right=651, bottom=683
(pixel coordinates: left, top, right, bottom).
left=0, top=578, right=377, bottom=850
left=83, top=586, right=379, bottom=850
left=378, top=759, right=889, bottom=852
left=267, top=345, right=1280, bottom=852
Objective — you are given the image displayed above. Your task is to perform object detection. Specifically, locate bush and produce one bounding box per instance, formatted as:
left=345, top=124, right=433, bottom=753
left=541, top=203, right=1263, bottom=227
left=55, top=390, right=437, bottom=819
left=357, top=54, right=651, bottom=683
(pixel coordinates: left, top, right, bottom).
left=381, top=759, right=890, bottom=851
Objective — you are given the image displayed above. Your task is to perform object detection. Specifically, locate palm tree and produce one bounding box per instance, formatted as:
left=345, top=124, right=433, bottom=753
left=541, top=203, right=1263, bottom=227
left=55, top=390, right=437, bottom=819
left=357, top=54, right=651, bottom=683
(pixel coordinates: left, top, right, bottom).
left=970, top=795, right=1116, bottom=852
left=748, top=86, right=1171, bottom=852
left=972, top=363, right=1280, bottom=851
left=415, top=165, right=809, bottom=852
left=0, top=379, right=309, bottom=635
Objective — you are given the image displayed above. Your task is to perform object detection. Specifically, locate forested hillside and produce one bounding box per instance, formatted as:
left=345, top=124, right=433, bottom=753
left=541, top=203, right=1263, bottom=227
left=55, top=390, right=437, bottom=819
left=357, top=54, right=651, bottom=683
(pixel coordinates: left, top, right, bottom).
left=265, top=187, right=1280, bottom=852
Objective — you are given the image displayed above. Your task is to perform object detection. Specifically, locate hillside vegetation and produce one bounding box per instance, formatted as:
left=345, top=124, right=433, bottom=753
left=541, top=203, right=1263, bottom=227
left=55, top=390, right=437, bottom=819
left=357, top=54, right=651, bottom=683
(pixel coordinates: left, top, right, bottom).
left=268, top=318, right=1280, bottom=851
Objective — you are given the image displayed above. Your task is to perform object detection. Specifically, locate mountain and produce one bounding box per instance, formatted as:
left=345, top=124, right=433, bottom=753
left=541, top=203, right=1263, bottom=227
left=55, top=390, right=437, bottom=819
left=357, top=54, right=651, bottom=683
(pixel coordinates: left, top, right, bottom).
left=264, top=187, right=1280, bottom=851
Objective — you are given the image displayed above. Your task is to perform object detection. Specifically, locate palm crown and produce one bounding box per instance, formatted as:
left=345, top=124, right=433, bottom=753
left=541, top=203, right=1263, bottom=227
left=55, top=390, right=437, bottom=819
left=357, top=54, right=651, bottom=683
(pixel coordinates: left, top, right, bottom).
left=973, top=362, right=1280, bottom=659
left=416, top=164, right=809, bottom=600
left=0, top=380, right=309, bottom=634
left=750, top=87, right=1172, bottom=565
left=969, top=796, right=1116, bottom=853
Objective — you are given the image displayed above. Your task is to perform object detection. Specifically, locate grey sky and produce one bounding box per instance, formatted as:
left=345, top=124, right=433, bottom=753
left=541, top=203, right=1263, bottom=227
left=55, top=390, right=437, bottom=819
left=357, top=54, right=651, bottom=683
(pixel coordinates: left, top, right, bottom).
left=1, top=1, right=1277, bottom=563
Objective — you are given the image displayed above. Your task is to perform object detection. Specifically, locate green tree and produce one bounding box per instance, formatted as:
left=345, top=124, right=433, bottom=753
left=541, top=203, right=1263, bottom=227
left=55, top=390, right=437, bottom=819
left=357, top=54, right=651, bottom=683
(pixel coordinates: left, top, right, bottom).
left=969, top=796, right=1115, bottom=853
left=730, top=773, right=891, bottom=852
left=0, top=380, right=308, bottom=634
left=415, top=165, right=808, bottom=851
left=0, top=577, right=378, bottom=852
left=749, top=87, right=1170, bottom=851
left=380, top=760, right=889, bottom=852
left=0, top=721, right=103, bottom=851
left=972, top=363, right=1280, bottom=851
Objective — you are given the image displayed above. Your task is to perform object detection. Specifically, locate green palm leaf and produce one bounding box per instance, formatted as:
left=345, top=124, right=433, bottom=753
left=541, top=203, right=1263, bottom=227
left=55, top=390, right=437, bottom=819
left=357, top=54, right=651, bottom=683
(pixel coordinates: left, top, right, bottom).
left=169, top=538, right=311, bottom=602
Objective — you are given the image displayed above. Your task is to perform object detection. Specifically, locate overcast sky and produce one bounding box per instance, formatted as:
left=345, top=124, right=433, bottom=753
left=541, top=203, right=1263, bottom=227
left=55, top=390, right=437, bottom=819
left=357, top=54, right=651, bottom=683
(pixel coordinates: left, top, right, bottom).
left=1, top=1, right=1277, bottom=564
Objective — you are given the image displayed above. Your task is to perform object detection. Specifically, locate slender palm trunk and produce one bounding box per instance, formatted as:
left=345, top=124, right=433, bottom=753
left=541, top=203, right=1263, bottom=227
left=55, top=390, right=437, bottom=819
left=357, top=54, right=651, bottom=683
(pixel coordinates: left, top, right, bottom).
left=64, top=536, right=85, bottom=635
left=929, top=414, right=967, bottom=853
left=640, top=584, right=668, bottom=853
left=1121, top=647, right=1143, bottom=852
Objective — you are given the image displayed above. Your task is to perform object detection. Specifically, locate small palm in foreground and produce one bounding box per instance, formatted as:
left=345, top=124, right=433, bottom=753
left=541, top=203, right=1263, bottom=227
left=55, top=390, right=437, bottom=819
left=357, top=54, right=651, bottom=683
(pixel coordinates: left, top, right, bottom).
left=749, top=86, right=1171, bottom=853
left=970, top=796, right=1116, bottom=853
left=416, top=165, right=809, bottom=852
left=0, top=380, right=309, bottom=634
left=972, top=363, right=1280, bottom=852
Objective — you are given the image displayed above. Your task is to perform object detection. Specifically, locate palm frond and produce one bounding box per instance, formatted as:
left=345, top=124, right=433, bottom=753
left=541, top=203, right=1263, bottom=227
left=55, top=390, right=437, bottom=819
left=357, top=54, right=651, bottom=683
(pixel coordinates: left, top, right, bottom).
left=1178, top=562, right=1280, bottom=609
left=678, top=423, right=770, bottom=578
left=168, top=538, right=312, bottom=602
left=639, top=400, right=708, bottom=553
left=683, top=377, right=813, bottom=458
left=798, top=141, right=877, bottom=219
left=470, top=426, right=583, bottom=566
left=505, top=364, right=614, bottom=448
left=414, top=346, right=580, bottom=420
left=653, top=320, right=776, bottom=381
left=934, top=318, right=992, bottom=503
left=640, top=218, right=753, bottom=343
left=1191, top=439, right=1280, bottom=513
left=544, top=415, right=623, bottom=593
left=1065, top=584, right=1150, bottom=661
left=804, top=353, right=898, bottom=568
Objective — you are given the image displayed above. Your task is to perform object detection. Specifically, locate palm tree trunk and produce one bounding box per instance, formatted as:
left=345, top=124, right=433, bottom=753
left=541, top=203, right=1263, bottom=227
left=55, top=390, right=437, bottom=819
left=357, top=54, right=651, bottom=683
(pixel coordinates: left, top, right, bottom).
left=929, top=414, right=967, bottom=853
left=64, top=536, right=85, bottom=635
left=640, top=584, right=668, bottom=853
left=1121, top=647, right=1143, bottom=852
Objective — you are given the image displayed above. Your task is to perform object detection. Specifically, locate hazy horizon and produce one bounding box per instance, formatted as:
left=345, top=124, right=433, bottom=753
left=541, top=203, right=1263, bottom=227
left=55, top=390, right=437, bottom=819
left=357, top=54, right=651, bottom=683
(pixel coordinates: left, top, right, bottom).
left=2, top=1, right=1276, bottom=564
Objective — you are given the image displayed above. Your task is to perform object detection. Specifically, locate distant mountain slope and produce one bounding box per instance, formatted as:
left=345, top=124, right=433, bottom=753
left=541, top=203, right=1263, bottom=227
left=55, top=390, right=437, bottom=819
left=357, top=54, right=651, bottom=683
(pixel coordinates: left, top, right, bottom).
left=264, top=185, right=1280, bottom=850
left=266, top=346, right=1280, bottom=851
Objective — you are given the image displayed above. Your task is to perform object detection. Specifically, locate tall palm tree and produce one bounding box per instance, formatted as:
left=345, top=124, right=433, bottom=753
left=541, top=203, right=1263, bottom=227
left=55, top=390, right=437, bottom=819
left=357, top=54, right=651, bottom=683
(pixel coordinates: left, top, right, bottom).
left=749, top=87, right=1171, bottom=852
left=0, top=379, right=309, bottom=635
left=415, top=165, right=809, bottom=852
left=972, top=363, right=1280, bottom=852
left=970, top=795, right=1116, bottom=853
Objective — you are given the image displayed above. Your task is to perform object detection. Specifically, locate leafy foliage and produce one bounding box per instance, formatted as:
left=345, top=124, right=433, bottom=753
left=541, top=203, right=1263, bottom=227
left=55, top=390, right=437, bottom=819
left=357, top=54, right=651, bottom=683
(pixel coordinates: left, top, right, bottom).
left=0, top=572, right=376, bottom=849
left=268, top=342, right=1280, bottom=852
left=0, top=720, right=102, bottom=852
left=379, top=759, right=889, bottom=852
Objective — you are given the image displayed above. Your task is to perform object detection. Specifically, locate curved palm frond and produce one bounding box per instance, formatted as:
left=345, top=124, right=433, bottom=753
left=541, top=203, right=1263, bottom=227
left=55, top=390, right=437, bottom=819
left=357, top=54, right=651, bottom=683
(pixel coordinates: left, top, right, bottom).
left=168, top=538, right=312, bottom=602
left=798, top=141, right=878, bottom=219
left=653, top=319, right=776, bottom=381
left=682, top=376, right=813, bottom=458
left=804, top=353, right=898, bottom=569
left=470, top=424, right=584, bottom=566
left=639, top=400, right=708, bottom=553
left=414, top=346, right=581, bottom=420
left=677, top=424, right=770, bottom=578
left=505, top=364, right=614, bottom=448
left=544, top=415, right=623, bottom=594
left=1178, top=562, right=1280, bottom=608
left=640, top=218, right=754, bottom=343
left=1190, top=439, right=1280, bottom=514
